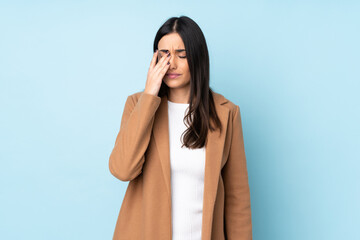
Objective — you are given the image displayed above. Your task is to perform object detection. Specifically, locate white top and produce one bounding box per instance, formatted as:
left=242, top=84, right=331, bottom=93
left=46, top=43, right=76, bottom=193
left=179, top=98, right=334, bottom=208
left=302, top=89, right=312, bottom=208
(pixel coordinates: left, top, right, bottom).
left=167, top=100, right=206, bottom=240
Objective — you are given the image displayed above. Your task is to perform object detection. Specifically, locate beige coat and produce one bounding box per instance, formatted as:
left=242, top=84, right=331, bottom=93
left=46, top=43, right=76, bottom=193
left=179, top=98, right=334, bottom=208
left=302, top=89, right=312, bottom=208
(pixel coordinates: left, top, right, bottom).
left=109, top=91, right=252, bottom=240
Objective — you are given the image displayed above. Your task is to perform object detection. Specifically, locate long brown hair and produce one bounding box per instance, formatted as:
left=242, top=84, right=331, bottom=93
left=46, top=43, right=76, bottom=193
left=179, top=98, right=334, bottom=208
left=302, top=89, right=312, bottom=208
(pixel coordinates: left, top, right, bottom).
left=153, top=16, right=222, bottom=149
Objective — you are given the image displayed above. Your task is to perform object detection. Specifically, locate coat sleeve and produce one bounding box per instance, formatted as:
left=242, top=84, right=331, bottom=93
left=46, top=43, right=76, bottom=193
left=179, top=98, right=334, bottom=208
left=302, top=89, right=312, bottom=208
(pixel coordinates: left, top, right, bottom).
left=222, top=105, right=253, bottom=239
left=109, top=92, right=161, bottom=181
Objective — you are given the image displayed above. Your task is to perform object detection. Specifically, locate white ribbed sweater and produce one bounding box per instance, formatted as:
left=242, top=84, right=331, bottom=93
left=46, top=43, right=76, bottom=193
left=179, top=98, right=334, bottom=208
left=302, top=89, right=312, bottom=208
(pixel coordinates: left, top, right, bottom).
left=167, top=100, right=206, bottom=240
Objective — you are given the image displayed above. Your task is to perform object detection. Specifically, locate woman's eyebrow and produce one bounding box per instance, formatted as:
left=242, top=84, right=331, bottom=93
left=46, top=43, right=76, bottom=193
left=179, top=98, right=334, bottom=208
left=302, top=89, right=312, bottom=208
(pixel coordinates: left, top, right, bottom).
left=159, top=49, right=186, bottom=53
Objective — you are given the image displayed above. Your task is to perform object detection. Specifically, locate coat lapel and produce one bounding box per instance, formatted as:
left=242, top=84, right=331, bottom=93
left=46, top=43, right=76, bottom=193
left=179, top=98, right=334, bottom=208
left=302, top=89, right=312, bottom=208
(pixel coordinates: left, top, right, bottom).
left=152, top=92, right=230, bottom=240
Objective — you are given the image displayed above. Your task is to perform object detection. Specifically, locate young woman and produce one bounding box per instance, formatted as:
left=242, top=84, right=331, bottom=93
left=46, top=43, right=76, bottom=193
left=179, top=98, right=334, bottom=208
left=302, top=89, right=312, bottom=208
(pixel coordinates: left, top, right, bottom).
left=109, top=16, right=253, bottom=240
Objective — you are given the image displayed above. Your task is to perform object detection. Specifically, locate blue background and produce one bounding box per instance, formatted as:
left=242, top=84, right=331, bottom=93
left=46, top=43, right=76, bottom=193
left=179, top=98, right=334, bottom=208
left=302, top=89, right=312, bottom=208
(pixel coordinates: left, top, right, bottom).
left=1, top=1, right=359, bottom=239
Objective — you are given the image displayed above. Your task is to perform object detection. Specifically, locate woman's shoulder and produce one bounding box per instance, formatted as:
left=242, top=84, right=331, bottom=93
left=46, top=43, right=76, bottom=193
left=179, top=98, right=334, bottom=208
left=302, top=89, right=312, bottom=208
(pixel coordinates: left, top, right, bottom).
left=128, top=90, right=146, bottom=99
left=127, top=90, right=160, bottom=102
left=211, top=90, right=238, bottom=113
left=126, top=90, right=239, bottom=113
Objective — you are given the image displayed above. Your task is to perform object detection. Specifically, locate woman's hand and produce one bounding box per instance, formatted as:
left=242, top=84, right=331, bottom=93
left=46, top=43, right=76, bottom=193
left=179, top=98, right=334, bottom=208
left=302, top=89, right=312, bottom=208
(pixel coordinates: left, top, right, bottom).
left=144, top=50, right=171, bottom=96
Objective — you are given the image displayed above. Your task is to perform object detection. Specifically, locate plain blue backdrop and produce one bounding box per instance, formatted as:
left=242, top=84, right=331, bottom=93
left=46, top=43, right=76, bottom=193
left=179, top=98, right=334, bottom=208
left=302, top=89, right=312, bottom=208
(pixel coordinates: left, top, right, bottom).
left=1, top=1, right=359, bottom=239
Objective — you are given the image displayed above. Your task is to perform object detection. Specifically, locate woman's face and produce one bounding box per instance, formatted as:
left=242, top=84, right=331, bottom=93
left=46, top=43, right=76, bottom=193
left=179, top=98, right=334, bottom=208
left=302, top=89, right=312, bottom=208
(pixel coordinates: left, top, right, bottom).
left=157, top=32, right=191, bottom=90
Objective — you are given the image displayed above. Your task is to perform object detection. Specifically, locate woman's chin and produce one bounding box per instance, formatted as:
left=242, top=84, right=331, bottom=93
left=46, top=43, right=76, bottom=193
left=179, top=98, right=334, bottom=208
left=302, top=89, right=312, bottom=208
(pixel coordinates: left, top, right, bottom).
left=164, top=78, right=180, bottom=86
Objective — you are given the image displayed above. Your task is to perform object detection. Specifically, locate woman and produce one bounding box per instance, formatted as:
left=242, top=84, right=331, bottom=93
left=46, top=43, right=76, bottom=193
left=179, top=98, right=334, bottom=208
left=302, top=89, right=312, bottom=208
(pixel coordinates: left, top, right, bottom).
left=109, top=16, right=252, bottom=240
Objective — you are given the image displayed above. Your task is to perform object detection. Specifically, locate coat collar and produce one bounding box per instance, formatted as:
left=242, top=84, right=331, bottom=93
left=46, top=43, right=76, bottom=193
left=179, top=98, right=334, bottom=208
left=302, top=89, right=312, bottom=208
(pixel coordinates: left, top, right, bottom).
left=152, top=92, right=230, bottom=240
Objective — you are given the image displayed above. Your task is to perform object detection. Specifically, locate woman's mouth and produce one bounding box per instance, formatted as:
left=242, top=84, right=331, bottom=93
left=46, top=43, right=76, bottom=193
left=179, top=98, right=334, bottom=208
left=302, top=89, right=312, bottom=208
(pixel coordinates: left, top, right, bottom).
left=166, top=74, right=181, bottom=79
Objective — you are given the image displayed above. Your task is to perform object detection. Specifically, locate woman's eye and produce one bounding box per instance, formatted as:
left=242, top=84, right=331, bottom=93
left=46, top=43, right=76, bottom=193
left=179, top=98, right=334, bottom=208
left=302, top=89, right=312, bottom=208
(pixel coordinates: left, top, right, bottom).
left=179, top=56, right=187, bottom=58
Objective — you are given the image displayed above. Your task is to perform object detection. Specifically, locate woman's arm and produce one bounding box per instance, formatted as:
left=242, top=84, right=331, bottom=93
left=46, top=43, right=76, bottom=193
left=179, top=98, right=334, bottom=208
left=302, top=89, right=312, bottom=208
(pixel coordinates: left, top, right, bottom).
left=222, top=105, right=253, bottom=239
left=109, top=92, right=161, bottom=181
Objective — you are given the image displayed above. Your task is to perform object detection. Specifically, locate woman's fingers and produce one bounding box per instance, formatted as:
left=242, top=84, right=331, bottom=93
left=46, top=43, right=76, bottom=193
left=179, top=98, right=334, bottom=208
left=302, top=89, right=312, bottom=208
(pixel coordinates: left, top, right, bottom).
left=145, top=51, right=171, bottom=95
left=154, top=52, right=171, bottom=75
left=149, top=50, right=158, bottom=70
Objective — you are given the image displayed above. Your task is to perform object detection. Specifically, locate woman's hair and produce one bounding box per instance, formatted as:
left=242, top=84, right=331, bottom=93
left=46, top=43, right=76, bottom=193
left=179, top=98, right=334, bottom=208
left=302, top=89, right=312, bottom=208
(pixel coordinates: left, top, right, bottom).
left=152, top=15, right=222, bottom=149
